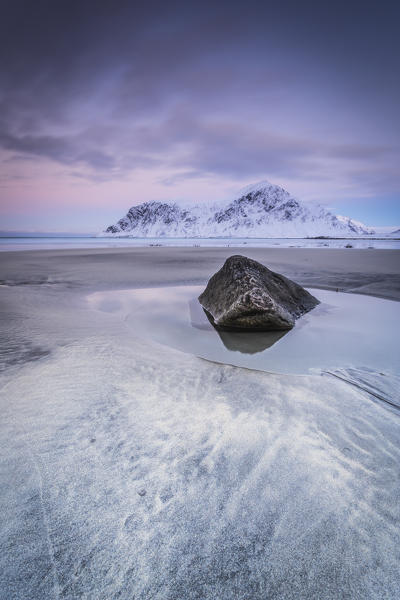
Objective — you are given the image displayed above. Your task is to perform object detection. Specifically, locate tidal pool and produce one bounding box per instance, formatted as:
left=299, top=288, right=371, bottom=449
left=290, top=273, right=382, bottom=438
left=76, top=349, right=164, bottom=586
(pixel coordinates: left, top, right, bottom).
left=88, top=286, right=400, bottom=375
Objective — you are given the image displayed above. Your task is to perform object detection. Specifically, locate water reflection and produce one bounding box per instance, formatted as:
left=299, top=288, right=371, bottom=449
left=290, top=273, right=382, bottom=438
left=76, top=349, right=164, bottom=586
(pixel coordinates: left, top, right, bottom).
left=216, top=328, right=288, bottom=354
left=190, top=299, right=289, bottom=353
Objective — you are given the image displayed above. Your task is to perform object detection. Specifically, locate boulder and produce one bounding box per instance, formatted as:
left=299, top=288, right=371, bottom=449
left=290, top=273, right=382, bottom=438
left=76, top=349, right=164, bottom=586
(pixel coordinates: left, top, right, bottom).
left=198, top=255, right=319, bottom=331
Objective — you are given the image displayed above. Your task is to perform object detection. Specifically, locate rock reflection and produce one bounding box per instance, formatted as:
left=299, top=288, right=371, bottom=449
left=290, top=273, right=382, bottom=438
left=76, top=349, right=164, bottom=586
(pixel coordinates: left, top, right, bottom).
left=216, top=328, right=288, bottom=354
left=190, top=299, right=289, bottom=354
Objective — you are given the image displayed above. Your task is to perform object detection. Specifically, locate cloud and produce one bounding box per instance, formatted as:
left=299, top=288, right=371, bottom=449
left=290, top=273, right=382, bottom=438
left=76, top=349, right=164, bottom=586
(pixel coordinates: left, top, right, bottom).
left=0, top=128, right=116, bottom=170
left=0, top=0, right=399, bottom=205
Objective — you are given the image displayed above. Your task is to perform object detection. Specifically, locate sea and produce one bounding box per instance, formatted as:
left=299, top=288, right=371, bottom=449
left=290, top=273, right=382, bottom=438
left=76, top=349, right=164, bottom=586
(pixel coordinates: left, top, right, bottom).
left=0, top=233, right=399, bottom=251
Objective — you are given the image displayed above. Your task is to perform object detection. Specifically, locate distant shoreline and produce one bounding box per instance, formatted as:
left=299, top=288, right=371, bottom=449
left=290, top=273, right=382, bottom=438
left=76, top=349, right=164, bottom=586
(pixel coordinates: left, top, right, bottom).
left=1, top=235, right=399, bottom=252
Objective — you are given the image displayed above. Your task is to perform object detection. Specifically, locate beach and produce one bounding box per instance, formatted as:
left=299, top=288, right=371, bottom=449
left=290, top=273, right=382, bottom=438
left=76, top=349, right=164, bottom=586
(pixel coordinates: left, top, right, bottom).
left=1, top=247, right=400, bottom=599
left=2, top=246, right=400, bottom=297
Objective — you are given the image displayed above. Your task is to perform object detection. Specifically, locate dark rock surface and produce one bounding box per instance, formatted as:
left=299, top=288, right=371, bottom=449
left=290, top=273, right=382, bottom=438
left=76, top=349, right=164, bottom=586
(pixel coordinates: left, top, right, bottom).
left=198, top=255, right=319, bottom=330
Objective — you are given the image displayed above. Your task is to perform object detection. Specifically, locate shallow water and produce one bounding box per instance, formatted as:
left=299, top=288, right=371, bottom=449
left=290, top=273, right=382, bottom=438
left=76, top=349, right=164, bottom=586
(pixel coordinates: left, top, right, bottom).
left=88, top=286, right=400, bottom=375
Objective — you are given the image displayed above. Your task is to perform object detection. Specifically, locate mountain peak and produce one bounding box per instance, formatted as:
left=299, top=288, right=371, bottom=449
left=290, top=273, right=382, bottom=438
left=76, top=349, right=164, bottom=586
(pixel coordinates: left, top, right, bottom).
left=238, top=180, right=278, bottom=195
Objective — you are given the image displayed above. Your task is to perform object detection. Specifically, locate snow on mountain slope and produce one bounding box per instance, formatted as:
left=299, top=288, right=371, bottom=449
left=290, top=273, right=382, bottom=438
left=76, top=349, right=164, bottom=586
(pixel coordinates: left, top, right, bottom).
left=102, top=181, right=373, bottom=237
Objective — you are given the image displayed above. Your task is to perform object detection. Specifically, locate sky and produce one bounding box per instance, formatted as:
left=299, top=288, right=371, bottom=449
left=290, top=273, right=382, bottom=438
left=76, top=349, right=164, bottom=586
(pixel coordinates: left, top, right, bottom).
left=0, top=0, right=399, bottom=232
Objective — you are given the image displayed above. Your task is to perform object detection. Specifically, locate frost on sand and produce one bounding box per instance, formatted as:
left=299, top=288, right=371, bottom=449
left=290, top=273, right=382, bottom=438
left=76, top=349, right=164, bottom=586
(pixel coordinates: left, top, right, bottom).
left=1, top=335, right=400, bottom=599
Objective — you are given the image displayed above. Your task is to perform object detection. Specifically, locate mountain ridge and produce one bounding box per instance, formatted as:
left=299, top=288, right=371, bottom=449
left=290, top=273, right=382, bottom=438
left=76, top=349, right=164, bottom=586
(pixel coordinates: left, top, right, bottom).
left=102, top=181, right=374, bottom=237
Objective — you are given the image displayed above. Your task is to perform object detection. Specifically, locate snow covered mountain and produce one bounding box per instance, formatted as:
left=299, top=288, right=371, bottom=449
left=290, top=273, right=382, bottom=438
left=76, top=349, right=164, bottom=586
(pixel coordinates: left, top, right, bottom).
left=102, top=181, right=373, bottom=237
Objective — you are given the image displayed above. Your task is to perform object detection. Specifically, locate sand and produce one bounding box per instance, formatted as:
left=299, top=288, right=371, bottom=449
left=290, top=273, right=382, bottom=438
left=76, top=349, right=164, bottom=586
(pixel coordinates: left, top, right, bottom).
left=1, top=246, right=400, bottom=298
left=0, top=247, right=400, bottom=599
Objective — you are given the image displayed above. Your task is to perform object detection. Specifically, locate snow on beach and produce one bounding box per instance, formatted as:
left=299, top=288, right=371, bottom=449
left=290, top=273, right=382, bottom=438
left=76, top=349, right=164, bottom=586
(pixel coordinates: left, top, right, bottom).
left=0, top=327, right=399, bottom=599
left=1, top=248, right=400, bottom=599
left=1, top=330, right=400, bottom=599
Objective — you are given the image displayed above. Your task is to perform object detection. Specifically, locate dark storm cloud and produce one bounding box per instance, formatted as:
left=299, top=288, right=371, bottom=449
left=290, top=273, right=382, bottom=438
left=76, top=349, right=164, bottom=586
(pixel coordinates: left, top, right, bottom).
left=0, top=0, right=399, bottom=191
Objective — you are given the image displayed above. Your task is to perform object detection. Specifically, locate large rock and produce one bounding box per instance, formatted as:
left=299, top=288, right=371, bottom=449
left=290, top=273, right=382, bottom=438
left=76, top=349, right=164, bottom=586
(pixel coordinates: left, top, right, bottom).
left=198, top=255, right=319, bottom=331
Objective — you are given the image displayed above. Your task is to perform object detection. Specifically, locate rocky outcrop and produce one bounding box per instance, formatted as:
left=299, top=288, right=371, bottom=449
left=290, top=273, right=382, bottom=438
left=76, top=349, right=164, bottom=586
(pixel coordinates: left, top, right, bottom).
left=198, top=255, right=319, bottom=331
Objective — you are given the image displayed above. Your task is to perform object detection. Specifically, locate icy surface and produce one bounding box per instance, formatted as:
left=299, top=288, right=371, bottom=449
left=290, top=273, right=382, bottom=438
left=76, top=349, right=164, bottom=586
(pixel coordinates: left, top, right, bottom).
left=88, top=286, right=400, bottom=375
left=324, top=368, right=400, bottom=414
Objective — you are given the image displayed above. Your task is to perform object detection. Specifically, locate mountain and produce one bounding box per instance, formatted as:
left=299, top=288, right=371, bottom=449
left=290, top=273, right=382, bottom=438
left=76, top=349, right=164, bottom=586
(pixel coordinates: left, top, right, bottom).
left=102, top=181, right=373, bottom=237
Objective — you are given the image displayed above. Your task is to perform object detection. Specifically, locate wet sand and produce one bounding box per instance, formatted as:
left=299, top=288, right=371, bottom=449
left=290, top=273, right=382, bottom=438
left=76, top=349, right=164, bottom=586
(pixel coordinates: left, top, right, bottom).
left=1, top=247, right=400, bottom=600
left=1, top=246, right=400, bottom=299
